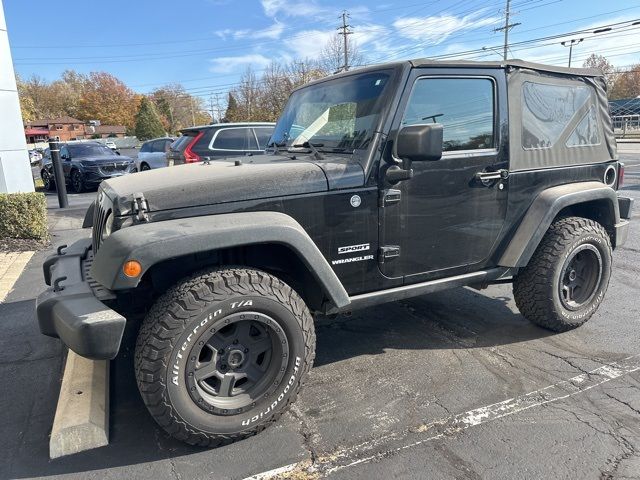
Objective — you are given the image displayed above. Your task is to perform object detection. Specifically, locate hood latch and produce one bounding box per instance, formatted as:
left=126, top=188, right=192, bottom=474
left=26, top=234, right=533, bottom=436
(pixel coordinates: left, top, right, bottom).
left=132, top=192, right=150, bottom=223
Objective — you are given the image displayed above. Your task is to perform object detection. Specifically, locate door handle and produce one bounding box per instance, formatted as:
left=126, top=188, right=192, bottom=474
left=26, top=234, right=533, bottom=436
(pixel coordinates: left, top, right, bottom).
left=475, top=169, right=509, bottom=186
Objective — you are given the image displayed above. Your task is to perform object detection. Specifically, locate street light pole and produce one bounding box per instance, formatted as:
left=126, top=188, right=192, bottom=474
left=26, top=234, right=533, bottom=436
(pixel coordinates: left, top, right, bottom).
left=561, top=38, right=583, bottom=67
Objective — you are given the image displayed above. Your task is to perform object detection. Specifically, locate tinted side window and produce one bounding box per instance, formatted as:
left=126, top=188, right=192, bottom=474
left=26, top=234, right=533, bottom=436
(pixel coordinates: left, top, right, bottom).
left=212, top=128, right=257, bottom=150
left=403, top=77, right=495, bottom=151
left=140, top=142, right=151, bottom=153
left=151, top=140, right=166, bottom=153
left=253, top=127, right=274, bottom=149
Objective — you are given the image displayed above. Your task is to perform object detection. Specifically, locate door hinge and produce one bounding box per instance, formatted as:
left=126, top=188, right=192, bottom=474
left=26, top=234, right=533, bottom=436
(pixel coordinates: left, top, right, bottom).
left=133, top=192, right=149, bottom=223
left=380, top=188, right=401, bottom=207
left=379, top=245, right=400, bottom=263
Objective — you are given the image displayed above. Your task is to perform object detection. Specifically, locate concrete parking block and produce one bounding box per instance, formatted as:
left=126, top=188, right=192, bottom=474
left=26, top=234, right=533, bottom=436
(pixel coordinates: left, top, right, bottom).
left=0, top=251, right=34, bottom=302
left=49, top=352, right=109, bottom=459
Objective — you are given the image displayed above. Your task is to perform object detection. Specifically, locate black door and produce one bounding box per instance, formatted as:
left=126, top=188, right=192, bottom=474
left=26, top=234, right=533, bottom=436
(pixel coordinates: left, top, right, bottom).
left=379, top=70, right=509, bottom=281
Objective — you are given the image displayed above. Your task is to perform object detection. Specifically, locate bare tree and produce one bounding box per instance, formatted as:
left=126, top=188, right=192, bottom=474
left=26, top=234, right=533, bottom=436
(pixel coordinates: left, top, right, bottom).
left=319, top=34, right=364, bottom=74
left=582, top=54, right=616, bottom=91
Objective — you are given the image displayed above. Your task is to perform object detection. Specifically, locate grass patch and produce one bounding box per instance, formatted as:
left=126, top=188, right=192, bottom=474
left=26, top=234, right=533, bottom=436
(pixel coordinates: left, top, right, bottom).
left=0, top=192, right=48, bottom=240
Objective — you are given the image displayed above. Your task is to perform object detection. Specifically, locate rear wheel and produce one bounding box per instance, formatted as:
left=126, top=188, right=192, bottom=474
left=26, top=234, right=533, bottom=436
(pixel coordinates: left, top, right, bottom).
left=140, top=162, right=151, bottom=171
left=135, top=267, right=315, bottom=446
left=513, top=217, right=612, bottom=332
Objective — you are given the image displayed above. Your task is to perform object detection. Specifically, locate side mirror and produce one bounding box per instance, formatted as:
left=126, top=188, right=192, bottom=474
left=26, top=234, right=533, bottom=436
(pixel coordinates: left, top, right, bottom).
left=396, top=124, right=443, bottom=162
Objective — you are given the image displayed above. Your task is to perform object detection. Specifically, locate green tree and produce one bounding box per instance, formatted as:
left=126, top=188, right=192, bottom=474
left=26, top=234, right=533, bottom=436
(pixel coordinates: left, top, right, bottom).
left=224, top=92, right=240, bottom=122
left=135, top=97, right=165, bottom=141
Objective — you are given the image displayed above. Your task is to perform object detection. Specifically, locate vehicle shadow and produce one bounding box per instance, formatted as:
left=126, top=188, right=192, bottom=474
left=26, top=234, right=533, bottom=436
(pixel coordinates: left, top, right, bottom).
left=4, top=287, right=553, bottom=479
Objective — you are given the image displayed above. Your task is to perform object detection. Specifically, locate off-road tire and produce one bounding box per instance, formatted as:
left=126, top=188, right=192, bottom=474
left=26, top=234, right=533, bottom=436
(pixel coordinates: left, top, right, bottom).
left=513, top=217, right=612, bottom=332
left=134, top=267, right=315, bottom=447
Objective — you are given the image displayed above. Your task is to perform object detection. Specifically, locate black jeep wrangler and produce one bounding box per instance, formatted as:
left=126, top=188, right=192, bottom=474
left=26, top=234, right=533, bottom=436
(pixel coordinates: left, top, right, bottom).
left=37, top=59, right=633, bottom=447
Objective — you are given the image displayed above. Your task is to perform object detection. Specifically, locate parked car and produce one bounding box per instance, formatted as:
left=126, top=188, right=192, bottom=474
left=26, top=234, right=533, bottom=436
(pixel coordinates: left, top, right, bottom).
left=37, top=60, right=633, bottom=448
left=135, top=137, right=175, bottom=171
left=28, top=149, right=42, bottom=165
left=105, top=140, right=117, bottom=150
left=41, top=141, right=135, bottom=193
left=166, top=122, right=275, bottom=166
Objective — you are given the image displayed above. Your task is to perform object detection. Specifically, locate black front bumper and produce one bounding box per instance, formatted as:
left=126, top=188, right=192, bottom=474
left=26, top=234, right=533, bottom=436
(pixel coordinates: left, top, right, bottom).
left=36, top=238, right=125, bottom=360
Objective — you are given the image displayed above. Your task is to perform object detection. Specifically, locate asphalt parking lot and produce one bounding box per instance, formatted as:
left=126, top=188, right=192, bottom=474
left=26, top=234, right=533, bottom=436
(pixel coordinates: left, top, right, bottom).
left=3, top=145, right=640, bottom=479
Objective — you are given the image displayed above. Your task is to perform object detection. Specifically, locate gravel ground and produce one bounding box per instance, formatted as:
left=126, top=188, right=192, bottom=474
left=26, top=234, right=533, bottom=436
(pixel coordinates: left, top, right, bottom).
left=1, top=144, right=638, bottom=480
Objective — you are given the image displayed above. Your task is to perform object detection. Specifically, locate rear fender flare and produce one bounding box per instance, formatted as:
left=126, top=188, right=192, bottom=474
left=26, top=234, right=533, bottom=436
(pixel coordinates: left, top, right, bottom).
left=499, top=181, right=620, bottom=268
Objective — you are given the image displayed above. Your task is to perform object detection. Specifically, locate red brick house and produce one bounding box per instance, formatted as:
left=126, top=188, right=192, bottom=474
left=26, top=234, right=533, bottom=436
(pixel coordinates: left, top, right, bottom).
left=24, top=117, right=127, bottom=143
left=25, top=116, right=86, bottom=142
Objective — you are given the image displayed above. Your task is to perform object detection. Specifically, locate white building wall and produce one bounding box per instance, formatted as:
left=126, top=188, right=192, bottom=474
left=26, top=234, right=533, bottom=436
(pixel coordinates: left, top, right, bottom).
left=0, top=0, right=34, bottom=193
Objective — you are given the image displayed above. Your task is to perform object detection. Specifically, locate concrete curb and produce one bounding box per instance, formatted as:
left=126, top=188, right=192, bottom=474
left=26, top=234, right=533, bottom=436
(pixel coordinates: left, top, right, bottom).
left=49, top=352, right=109, bottom=459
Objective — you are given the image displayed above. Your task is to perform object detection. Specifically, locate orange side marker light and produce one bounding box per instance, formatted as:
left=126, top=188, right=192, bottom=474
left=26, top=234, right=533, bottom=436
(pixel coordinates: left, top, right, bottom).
left=123, top=260, right=142, bottom=278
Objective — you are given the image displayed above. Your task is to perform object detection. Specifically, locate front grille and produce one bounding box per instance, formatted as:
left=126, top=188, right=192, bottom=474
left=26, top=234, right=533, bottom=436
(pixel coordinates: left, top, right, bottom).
left=99, top=162, right=129, bottom=174
left=92, top=188, right=110, bottom=253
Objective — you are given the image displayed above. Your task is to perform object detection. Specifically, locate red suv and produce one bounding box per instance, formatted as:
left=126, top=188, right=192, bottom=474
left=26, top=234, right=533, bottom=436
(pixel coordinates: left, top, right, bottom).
left=166, top=122, right=275, bottom=166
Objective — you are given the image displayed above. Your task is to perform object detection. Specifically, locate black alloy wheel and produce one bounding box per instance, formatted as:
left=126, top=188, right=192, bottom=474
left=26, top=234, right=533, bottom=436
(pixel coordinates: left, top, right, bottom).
left=558, top=244, right=603, bottom=310
left=42, top=170, right=54, bottom=191
left=140, top=163, right=151, bottom=171
left=186, top=312, right=289, bottom=414
left=70, top=169, right=84, bottom=193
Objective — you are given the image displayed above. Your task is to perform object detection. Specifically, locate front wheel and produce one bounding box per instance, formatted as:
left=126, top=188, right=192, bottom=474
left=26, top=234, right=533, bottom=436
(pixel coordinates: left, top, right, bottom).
left=70, top=169, right=84, bottom=193
left=513, top=217, right=612, bottom=332
left=135, top=267, right=315, bottom=447
left=42, top=170, right=55, bottom=191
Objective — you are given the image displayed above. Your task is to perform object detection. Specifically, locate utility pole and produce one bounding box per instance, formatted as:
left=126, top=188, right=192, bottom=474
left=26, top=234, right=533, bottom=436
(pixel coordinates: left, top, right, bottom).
left=561, top=38, right=583, bottom=67
left=209, top=95, right=216, bottom=123
left=338, top=10, right=352, bottom=71
left=214, top=93, right=223, bottom=123
left=493, top=0, right=520, bottom=61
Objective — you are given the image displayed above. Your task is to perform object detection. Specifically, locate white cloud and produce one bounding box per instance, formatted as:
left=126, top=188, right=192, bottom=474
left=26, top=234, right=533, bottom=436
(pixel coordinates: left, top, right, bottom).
left=215, top=22, right=285, bottom=41
left=394, top=12, right=501, bottom=45
left=209, top=54, right=272, bottom=73
left=282, top=29, right=335, bottom=59
left=261, top=0, right=322, bottom=18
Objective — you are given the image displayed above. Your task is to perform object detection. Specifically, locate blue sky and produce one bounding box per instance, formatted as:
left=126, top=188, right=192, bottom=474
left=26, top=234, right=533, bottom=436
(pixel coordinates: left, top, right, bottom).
left=4, top=0, right=640, bottom=104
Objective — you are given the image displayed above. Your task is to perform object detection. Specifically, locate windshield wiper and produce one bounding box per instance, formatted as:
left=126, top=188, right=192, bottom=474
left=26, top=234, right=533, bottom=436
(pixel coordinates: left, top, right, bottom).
left=267, top=140, right=287, bottom=155
left=317, top=147, right=353, bottom=154
left=289, top=142, right=324, bottom=160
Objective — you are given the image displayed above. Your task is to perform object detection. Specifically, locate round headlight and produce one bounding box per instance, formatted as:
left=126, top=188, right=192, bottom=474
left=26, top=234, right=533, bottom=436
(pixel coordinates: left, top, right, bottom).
left=102, top=212, right=114, bottom=240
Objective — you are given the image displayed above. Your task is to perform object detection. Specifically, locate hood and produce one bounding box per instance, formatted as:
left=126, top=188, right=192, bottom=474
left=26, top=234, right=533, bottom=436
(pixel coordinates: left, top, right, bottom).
left=103, top=155, right=335, bottom=214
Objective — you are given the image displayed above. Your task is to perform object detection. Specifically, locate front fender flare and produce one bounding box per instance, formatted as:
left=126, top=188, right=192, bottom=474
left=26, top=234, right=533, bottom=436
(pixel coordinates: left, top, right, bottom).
left=499, top=181, right=620, bottom=268
left=90, top=211, right=350, bottom=309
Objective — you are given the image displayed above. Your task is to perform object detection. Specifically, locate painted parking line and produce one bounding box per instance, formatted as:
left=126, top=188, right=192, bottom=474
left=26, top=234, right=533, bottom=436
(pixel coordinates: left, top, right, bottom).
left=0, top=251, right=34, bottom=303
left=243, top=354, right=640, bottom=479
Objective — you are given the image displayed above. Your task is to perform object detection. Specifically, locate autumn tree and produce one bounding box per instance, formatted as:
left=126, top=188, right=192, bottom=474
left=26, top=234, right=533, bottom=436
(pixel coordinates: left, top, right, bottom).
left=135, top=97, right=165, bottom=140
left=150, top=84, right=209, bottom=132
left=79, top=72, right=138, bottom=129
left=610, top=64, right=640, bottom=100
left=582, top=54, right=616, bottom=91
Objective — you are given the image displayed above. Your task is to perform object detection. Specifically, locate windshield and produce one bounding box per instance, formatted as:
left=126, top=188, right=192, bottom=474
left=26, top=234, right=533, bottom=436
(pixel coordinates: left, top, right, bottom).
left=269, top=70, right=393, bottom=152
left=67, top=143, right=116, bottom=158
